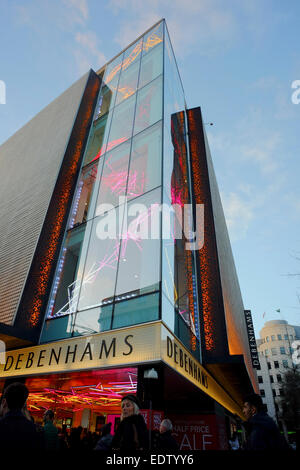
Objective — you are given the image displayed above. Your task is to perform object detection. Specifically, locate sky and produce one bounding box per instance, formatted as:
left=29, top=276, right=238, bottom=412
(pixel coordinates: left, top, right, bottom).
left=0, top=0, right=300, bottom=337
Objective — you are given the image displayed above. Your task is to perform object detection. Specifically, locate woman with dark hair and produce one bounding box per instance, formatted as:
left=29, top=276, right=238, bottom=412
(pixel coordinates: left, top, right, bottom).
left=111, top=395, right=148, bottom=451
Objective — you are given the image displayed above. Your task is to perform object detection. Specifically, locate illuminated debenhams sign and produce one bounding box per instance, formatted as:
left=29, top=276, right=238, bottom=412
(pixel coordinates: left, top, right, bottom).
left=3, top=335, right=134, bottom=373
left=0, top=322, right=245, bottom=419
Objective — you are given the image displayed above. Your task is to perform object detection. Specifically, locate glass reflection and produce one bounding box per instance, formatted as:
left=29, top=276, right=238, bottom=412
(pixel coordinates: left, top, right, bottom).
left=77, top=211, right=123, bottom=311
left=139, top=43, right=163, bottom=89
left=134, top=75, right=162, bottom=135
left=115, top=60, right=140, bottom=106
left=95, top=140, right=131, bottom=216
left=83, top=112, right=112, bottom=166
left=103, top=52, right=124, bottom=85
left=143, top=22, right=163, bottom=55
left=47, top=224, right=88, bottom=318
left=115, top=188, right=161, bottom=298
left=73, top=305, right=113, bottom=335
left=69, top=161, right=101, bottom=228
left=127, top=121, right=162, bottom=200
left=112, top=293, right=159, bottom=329
left=107, top=94, right=136, bottom=151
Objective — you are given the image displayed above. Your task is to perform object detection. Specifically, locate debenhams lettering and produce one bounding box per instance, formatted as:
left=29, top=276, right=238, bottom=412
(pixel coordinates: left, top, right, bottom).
left=166, top=336, right=208, bottom=389
left=3, top=335, right=133, bottom=372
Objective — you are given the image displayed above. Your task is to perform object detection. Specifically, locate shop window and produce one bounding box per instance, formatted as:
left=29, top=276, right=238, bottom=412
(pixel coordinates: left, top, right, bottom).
left=95, top=140, right=131, bottom=216
left=107, top=94, right=136, bottom=151
left=139, top=43, right=163, bottom=89
left=127, top=121, right=162, bottom=201
left=112, top=292, right=159, bottom=329
left=47, top=223, right=89, bottom=318
left=142, top=21, right=163, bottom=56
left=115, top=188, right=161, bottom=299
left=73, top=305, right=113, bottom=335
left=40, top=315, right=73, bottom=342
left=133, top=75, right=162, bottom=136
left=77, top=211, right=122, bottom=311
left=115, top=57, right=140, bottom=106
left=69, top=161, right=102, bottom=228
left=83, top=112, right=112, bottom=166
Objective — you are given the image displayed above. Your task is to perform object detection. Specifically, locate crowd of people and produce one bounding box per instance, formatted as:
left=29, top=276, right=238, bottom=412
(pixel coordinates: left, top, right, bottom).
left=0, top=382, right=295, bottom=452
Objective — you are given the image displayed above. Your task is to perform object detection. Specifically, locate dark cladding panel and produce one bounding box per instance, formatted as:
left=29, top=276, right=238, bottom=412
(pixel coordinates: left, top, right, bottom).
left=186, top=108, right=229, bottom=361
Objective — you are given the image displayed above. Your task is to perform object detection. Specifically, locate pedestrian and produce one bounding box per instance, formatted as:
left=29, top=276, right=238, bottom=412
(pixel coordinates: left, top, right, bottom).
left=43, top=409, right=59, bottom=451
left=242, top=393, right=289, bottom=451
left=0, top=382, right=42, bottom=450
left=111, top=394, right=148, bottom=451
left=157, top=418, right=179, bottom=451
left=94, top=422, right=113, bottom=450
left=228, top=431, right=240, bottom=450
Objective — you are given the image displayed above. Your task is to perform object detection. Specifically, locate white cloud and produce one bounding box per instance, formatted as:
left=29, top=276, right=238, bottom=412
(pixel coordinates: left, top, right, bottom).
left=220, top=191, right=254, bottom=241
left=107, top=0, right=238, bottom=56
left=74, top=32, right=107, bottom=73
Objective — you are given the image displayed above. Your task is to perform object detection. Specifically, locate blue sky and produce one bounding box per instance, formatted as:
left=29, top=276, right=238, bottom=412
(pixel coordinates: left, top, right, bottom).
left=0, top=0, right=300, bottom=336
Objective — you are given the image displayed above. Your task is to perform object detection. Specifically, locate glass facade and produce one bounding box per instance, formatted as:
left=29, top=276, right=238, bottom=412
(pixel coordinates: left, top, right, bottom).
left=41, top=21, right=200, bottom=359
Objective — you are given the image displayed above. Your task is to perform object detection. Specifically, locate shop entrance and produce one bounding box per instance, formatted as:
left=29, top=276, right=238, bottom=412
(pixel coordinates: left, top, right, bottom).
left=1, top=367, right=137, bottom=440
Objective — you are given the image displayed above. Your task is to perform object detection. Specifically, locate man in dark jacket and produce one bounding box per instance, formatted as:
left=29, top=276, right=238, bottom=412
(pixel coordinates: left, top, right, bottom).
left=157, top=419, right=179, bottom=451
left=242, top=393, right=288, bottom=451
left=0, top=382, right=42, bottom=450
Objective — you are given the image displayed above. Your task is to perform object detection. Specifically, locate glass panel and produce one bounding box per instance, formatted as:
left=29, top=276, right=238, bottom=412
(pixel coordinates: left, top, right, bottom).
left=82, top=112, right=112, bottom=166
left=164, top=26, right=185, bottom=117
left=77, top=211, right=123, bottom=311
left=94, top=84, right=115, bottom=120
left=115, top=38, right=143, bottom=106
left=162, top=292, right=175, bottom=332
left=115, top=188, right=162, bottom=297
left=107, top=94, right=136, bottom=151
left=115, top=60, right=140, bottom=106
left=47, top=224, right=89, bottom=318
left=122, top=38, right=143, bottom=71
left=133, top=75, right=162, bottom=135
left=69, top=161, right=101, bottom=228
left=127, top=121, right=162, bottom=200
left=139, top=43, right=163, bottom=89
left=95, top=141, right=131, bottom=216
left=112, top=292, right=159, bottom=329
left=73, top=305, right=113, bottom=336
left=40, top=316, right=74, bottom=343
left=103, top=52, right=124, bottom=86
left=142, top=22, right=163, bottom=55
